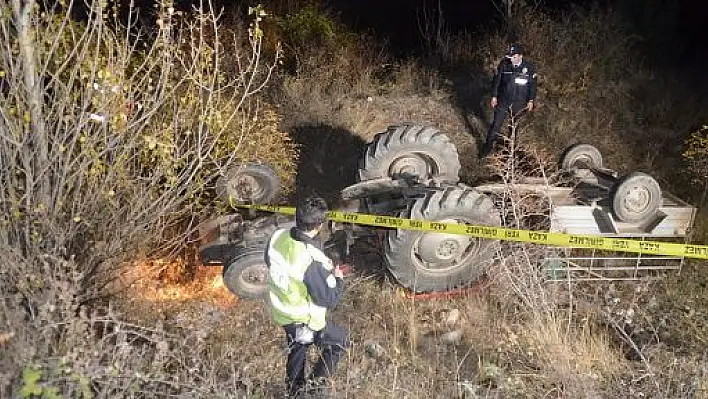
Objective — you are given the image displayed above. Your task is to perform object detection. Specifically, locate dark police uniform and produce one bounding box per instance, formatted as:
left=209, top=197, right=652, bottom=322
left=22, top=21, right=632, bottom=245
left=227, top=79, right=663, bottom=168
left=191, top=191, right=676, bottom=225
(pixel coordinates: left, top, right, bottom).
left=483, top=54, right=537, bottom=153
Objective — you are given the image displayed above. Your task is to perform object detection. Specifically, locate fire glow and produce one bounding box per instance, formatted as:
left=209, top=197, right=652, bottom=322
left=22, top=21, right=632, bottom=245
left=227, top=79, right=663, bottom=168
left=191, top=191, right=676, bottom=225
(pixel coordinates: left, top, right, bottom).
left=123, top=258, right=236, bottom=307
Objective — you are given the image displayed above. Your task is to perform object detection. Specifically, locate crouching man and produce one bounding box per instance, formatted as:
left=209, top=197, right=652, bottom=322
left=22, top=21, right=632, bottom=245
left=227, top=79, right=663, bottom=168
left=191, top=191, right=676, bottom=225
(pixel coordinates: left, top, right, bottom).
left=265, top=195, right=349, bottom=397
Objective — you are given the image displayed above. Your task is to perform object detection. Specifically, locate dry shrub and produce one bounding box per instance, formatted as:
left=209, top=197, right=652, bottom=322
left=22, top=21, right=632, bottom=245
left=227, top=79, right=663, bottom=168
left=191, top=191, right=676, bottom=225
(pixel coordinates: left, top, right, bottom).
left=504, top=6, right=708, bottom=179
left=328, top=271, right=489, bottom=397
left=439, top=5, right=672, bottom=173
left=277, top=33, right=387, bottom=130
left=485, top=245, right=628, bottom=397
left=521, top=315, right=625, bottom=397
left=269, top=4, right=449, bottom=135
left=0, top=252, right=278, bottom=397
left=0, top=0, right=294, bottom=395
left=474, top=147, right=627, bottom=396
left=270, top=5, right=382, bottom=124
left=384, top=59, right=442, bottom=97
left=503, top=6, right=637, bottom=168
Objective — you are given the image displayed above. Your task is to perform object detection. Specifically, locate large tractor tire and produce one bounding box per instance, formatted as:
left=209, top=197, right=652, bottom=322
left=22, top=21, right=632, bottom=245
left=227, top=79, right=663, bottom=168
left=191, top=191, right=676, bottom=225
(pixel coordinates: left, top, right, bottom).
left=385, top=187, right=501, bottom=293
left=610, top=172, right=662, bottom=223
left=223, top=249, right=270, bottom=300
left=216, top=163, right=281, bottom=205
left=358, top=124, right=461, bottom=183
left=560, top=144, right=603, bottom=170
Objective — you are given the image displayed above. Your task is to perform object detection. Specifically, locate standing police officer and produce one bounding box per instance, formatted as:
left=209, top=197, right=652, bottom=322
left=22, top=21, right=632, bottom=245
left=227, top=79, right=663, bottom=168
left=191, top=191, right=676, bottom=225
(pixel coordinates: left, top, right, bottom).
left=480, top=43, right=537, bottom=157
left=265, top=196, right=348, bottom=397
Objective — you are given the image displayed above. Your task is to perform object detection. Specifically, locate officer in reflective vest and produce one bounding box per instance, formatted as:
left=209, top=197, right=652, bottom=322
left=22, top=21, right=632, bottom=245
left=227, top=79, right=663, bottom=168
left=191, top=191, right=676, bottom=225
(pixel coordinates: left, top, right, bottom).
left=480, top=43, right=538, bottom=157
left=266, top=196, right=349, bottom=397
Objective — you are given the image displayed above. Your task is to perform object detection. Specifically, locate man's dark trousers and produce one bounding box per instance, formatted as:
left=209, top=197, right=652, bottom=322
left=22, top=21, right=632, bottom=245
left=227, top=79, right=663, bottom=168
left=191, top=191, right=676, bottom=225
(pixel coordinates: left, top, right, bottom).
left=284, top=322, right=349, bottom=395
left=484, top=101, right=527, bottom=152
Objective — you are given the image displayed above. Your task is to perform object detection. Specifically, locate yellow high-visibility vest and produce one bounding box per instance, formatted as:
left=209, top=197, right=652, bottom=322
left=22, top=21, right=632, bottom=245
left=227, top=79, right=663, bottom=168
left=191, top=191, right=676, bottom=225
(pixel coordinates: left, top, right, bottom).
left=266, top=229, right=331, bottom=331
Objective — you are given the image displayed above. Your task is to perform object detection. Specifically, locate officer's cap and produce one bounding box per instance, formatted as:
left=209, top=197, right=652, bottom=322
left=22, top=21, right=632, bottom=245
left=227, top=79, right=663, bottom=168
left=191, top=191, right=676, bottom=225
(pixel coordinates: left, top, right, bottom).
left=506, top=43, right=524, bottom=57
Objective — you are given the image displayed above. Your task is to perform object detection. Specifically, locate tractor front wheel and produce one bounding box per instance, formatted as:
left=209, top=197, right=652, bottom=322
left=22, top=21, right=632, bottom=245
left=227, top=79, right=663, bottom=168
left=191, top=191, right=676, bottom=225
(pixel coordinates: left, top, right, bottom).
left=216, top=163, right=281, bottom=205
left=223, top=250, right=270, bottom=300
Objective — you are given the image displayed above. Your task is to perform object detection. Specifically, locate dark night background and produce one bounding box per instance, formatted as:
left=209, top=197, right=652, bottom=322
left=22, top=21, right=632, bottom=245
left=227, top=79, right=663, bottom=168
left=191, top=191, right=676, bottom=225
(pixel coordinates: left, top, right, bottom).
left=325, top=0, right=708, bottom=64
left=166, top=0, right=708, bottom=65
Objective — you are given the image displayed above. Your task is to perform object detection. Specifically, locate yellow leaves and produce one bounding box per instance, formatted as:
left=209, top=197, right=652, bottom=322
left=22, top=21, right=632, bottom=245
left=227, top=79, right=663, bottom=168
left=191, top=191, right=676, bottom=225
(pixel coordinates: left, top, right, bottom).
left=33, top=203, right=47, bottom=214
left=143, top=135, right=158, bottom=150
left=73, top=216, right=82, bottom=223
left=0, top=331, right=14, bottom=345
left=248, top=4, right=268, bottom=40
left=683, top=126, right=708, bottom=159
left=0, top=70, right=5, bottom=78
left=250, top=26, right=264, bottom=40
left=248, top=5, right=268, bottom=18
left=96, top=69, right=112, bottom=80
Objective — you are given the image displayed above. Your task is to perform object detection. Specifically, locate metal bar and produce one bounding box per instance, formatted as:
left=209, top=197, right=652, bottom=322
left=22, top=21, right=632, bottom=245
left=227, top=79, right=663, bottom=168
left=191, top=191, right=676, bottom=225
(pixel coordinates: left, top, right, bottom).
left=551, top=258, right=607, bottom=279
left=554, top=266, right=681, bottom=271
left=545, top=257, right=684, bottom=261
left=546, top=277, right=662, bottom=282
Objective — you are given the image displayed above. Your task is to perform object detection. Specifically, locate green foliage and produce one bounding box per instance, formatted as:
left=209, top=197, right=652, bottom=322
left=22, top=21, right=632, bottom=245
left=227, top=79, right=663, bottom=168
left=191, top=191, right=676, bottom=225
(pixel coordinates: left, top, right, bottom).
left=274, top=4, right=358, bottom=74
left=18, top=361, right=94, bottom=398
left=19, top=366, right=63, bottom=399
left=20, top=366, right=43, bottom=397
left=278, top=4, right=336, bottom=48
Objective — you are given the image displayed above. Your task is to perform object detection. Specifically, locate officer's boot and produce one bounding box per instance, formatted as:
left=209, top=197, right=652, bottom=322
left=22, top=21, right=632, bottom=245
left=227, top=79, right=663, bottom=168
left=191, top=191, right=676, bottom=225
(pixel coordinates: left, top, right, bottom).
left=311, top=344, right=345, bottom=380
left=479, top=134, right=499, bottom=158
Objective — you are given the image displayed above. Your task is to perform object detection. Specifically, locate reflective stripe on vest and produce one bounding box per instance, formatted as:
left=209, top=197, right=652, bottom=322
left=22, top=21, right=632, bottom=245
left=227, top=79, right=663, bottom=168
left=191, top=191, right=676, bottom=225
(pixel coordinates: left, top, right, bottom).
left=267, top=229, right=329, bottom=331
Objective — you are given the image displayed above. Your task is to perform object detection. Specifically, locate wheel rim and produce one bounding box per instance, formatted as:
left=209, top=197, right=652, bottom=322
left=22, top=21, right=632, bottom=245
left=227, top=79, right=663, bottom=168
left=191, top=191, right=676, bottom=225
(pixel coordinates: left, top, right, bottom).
left=229, top=174, right=265, bottom=201
left=620, top=184, right=654, bottom=216
left=410, top=217, right=481, bottom=273
left=568, top=154, right=594, bottom=169
left=388, top=154, right=434, bottom=178
left=237, top=263, right=268, bottom=291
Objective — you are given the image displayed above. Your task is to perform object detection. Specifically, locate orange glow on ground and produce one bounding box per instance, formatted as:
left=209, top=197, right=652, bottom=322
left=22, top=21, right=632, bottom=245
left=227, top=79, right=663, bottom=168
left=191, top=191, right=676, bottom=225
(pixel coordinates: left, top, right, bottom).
left=120, top=258, right=237, bottom=309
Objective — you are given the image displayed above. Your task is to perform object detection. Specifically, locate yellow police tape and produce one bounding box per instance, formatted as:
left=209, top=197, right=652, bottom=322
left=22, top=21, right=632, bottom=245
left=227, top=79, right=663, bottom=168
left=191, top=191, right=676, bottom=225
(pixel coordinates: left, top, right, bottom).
left=233, top=203, right=708, bottom=260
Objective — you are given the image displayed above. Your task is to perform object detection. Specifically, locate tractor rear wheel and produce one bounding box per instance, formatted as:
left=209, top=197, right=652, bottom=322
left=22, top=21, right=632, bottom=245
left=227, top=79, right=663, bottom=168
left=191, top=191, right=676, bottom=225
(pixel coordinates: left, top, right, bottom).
left=385, top=187, right=501, bottom=292
left=358, top=124, right=461, bottom=183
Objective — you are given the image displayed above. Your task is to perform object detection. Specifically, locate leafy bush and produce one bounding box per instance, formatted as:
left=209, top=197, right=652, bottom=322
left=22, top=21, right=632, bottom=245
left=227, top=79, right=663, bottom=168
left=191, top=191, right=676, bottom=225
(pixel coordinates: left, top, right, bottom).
left=682, top=125, right=708, bottom=196
left=0, top=1, right=294, bottom=394
left=274, top=4, right=359, bottom=75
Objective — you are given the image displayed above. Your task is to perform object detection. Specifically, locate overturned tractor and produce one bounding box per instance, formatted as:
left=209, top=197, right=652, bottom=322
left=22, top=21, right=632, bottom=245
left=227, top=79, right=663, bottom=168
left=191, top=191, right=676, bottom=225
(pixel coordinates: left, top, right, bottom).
left=199, top=124, right=693, bottom=297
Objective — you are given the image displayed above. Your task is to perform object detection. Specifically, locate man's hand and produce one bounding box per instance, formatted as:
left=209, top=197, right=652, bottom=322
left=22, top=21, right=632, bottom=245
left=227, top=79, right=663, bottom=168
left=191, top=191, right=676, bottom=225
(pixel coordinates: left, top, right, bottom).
left=333, top=266, right=344, bottom=279
left=490, top=97, right=498, bottom=108
left=526, top=101, right=534, bottom=111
